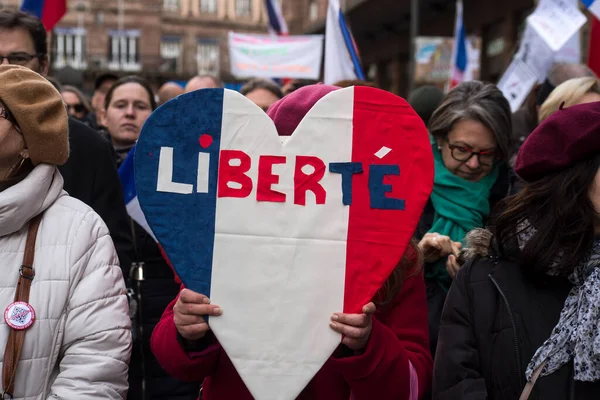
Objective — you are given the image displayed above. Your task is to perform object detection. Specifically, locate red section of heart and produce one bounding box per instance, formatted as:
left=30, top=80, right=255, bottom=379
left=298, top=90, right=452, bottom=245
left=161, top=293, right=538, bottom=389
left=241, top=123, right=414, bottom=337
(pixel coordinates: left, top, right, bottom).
left=343, top=86, right=434, bottom=314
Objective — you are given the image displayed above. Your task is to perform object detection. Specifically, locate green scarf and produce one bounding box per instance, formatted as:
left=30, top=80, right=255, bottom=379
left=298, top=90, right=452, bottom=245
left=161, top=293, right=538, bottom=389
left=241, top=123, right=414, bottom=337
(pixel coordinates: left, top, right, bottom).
left=425, top=140, right=498, bottom=292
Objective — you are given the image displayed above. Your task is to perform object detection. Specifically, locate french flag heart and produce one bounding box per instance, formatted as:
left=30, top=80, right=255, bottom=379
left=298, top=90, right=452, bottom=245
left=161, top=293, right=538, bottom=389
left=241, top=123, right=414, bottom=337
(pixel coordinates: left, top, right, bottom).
left=135, top=86, right=433, bottom=400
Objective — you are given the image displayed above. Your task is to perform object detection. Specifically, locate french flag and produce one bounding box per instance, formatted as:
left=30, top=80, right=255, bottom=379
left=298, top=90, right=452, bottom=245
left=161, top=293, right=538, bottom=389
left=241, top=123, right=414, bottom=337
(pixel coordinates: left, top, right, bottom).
left=21, top=0, right=67, bottom=31
left=324, top=0, right=365, bottom=84
left=118, top=146, right=157, bottom=242
left=589, top=15, right=600, bottom=77
left=449, top=0, right=468, bottom=90
left=264, top=0, right=288, bottom=35
left=582, top=0, right=600, bottom=20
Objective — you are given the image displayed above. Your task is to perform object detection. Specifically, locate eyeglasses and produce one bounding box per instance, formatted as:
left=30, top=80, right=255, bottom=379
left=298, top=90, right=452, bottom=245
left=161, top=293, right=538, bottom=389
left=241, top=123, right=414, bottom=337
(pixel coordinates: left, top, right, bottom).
left=0, top=105, right=14, bottom=123
left=448, top=144, right=499, bottom=166
left=0, top=105, right=20, bottom=131
left=0, top=52, right=43, bottom=66
left=66, top=103, right=86, bottom=114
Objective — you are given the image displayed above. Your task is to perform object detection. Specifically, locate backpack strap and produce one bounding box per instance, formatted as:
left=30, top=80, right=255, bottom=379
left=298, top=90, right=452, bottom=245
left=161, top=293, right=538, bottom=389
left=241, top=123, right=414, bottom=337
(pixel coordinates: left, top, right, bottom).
left=2, top=213, right=43, bottom=399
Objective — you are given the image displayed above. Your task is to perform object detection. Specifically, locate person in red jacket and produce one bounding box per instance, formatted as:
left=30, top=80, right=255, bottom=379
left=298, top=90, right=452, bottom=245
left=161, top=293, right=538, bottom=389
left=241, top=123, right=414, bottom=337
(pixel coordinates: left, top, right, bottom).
left=150, top=84, right=433, bottom=400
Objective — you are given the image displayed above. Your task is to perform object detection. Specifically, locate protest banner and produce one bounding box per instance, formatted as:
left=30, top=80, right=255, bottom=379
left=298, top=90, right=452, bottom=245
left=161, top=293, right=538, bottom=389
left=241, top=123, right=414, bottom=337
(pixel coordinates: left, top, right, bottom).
left=527, top=0, right=586, bottom=51
left=134, top=87, right=433, bottom=400
left=229, top=32, right=323, bottom=79
left=497, top=59, right=538, bottom=112
left=414, top=36, right=481, bottom=87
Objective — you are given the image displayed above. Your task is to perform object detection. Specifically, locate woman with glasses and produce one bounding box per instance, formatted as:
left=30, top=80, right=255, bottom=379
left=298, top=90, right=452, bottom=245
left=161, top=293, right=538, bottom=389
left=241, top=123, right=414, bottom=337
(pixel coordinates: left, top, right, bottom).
left=418, top=81, right=513, bottom=356
left=434, top=101, right=600, bottom=399
left=0, top=65, right=130, bottom=398
left=61, top=85, right=92, bottom=122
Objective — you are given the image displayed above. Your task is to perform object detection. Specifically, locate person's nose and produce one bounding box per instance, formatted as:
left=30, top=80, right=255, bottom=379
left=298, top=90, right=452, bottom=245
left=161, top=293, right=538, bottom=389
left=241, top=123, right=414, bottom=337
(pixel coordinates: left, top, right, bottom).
left=125, top=104, right=136, bottom=118
left=465, top=154, right=480, bottom=169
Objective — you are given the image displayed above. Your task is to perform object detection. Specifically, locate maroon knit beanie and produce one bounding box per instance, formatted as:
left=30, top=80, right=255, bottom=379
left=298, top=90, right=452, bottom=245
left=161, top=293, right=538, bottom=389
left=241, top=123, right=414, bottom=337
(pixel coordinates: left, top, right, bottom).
left=515, top=101, right=600, bottom=182
left=267, top=84, right=339, bottom=136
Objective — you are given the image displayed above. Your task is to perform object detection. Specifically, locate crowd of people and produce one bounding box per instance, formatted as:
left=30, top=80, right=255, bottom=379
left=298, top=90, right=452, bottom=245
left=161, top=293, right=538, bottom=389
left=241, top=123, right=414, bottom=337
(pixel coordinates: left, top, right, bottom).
left=1, top=7, right=600, bottom=400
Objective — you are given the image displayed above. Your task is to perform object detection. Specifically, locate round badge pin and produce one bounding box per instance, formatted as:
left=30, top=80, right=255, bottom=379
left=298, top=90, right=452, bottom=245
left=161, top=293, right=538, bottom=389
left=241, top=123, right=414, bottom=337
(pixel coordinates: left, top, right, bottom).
left=4, top=301, right=35, bottom=330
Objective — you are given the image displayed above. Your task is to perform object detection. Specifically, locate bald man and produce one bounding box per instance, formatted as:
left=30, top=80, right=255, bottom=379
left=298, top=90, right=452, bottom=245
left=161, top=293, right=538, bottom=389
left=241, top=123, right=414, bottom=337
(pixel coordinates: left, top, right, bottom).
left=185, top=75, right=224, bottom=93
left=158, top=82, right=184, bottom=106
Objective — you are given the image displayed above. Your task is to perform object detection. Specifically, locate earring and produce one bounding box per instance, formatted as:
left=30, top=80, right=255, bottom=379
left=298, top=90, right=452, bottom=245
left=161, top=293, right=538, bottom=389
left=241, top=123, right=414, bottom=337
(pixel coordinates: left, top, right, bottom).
left=3, top=156, right=25, bottom=180
left=437, top=145, right=442, bottom=150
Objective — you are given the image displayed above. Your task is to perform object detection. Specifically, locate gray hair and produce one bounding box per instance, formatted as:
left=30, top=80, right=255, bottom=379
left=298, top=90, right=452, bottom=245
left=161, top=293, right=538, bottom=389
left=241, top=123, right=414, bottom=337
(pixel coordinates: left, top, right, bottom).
left=429, top=81, right=513, bottom=160
left=240, top=78, right=283, bottom=99
left=547, top=63, right=596, bottom=86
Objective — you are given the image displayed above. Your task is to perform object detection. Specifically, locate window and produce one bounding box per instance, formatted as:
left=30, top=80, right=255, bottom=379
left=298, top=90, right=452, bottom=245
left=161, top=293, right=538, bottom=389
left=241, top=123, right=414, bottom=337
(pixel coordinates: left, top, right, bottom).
left=163, top=0, right=179, bottom=11
left=196, top=39, right=220, bottom=76
left=53, top=28, right=87, bottom=70
left=235, top=0, right=251, bottom=17
left=309, top=0, right=319, bottom=21
left=200, top=0, right=217, bottom=14
left=108, top=30, right=141, bottom=72
left=160, top=36, right=182, bottom=73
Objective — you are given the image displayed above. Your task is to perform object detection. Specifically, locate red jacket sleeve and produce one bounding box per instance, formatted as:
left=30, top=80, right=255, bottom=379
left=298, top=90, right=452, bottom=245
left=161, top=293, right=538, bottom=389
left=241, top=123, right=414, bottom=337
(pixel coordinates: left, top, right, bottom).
left=150, top=290, right=222, bottom=382
left=329, top=271, right=433, bottom=399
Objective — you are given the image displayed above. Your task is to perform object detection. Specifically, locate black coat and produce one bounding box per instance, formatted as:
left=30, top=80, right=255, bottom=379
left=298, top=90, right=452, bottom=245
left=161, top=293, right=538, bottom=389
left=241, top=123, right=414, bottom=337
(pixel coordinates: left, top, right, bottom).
left=113, top=153, right=201, bottom=400
left=433, top=239, right=600, bottom=399
left=58, top=118, right=134, bottom=277
left=419, top=162, right=512, bottom=358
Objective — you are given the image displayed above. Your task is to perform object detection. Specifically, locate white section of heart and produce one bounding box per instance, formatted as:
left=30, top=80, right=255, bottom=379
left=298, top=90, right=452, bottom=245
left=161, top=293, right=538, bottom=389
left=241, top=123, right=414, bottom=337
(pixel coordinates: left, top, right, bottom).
left=208, top=88, right=353, bottom=400
left=375, top=146, right=392, bottom=159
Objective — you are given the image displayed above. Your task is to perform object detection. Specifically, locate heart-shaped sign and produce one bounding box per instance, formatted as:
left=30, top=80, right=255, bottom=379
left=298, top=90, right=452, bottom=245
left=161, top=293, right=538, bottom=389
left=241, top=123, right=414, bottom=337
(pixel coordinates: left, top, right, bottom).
left=135, top=86, right=433, bottom=400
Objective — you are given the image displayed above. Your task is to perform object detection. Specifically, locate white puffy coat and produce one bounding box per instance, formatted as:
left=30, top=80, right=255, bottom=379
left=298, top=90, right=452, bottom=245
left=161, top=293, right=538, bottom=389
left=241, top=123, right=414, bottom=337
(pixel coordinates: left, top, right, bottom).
left=0, top=164, right=132, bottom=399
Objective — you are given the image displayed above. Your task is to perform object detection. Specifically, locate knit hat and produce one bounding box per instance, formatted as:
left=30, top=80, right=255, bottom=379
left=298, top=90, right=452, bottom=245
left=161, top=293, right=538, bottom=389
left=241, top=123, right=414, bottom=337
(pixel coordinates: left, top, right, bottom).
left=515, top=101, right=600, bottom=182
left=267, top=84, right=339, bottom=136
left=408, top=85, right=445, bottom=127
left=0, top=65, right=69, bottom=165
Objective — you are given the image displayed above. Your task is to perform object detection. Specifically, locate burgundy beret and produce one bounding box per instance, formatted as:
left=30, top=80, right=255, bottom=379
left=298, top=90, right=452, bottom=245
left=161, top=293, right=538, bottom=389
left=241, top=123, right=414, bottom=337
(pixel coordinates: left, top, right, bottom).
left=267, top=84, right=339, bottom=136
left=515, top=101, right=600, bottom=182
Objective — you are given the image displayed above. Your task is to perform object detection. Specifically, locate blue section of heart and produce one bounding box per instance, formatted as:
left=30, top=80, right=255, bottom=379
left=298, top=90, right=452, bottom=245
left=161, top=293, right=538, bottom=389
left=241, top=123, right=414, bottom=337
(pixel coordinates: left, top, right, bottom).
left=135, top=89, right=224, bottom=297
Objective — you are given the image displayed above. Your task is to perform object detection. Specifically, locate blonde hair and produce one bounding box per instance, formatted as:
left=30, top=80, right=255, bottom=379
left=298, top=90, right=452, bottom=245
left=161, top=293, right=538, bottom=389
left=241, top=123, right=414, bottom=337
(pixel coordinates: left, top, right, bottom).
left=539, top=77, right=600, bottom=123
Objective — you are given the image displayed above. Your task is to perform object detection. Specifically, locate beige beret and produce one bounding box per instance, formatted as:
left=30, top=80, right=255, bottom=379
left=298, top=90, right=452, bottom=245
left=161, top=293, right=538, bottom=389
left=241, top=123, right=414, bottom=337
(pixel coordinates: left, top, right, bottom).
left=0, top=65, right=69, bottom=165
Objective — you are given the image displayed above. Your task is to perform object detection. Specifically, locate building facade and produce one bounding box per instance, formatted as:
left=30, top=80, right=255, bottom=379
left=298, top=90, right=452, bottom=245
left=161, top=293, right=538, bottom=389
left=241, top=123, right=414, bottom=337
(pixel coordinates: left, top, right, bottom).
left=0, top=0, right=327, bottom=87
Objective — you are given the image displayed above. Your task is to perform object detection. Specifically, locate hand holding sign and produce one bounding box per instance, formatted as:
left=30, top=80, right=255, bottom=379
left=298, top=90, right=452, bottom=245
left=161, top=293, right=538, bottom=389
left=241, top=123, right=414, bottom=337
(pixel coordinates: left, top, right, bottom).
left=135, top=86, right=433, bottom=400
left=173, top=289, right=222, bottom=341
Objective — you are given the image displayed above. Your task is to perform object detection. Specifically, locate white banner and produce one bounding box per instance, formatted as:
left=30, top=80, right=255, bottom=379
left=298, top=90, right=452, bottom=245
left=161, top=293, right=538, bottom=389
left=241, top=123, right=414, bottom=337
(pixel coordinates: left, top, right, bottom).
left=229, top=32, right=324, bottom=79
left=498, top=59, right=538, bottom=113
left=527, top=0, right=586, bottom=51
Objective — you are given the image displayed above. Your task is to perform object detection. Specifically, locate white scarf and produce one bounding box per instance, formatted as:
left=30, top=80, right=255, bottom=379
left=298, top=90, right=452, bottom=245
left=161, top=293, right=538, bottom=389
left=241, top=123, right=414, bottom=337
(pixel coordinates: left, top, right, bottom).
left=520, top=222, right=600, bottom=382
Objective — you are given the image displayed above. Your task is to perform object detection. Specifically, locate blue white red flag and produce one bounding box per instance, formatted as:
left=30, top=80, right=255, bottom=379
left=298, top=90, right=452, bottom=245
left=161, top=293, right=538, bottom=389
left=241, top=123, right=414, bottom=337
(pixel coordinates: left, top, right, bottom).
left=20, top=0, right=66, bottom=31
left=264, top=0, right=288, bottom=35
left=449, top=0, right=468, bottom=90
left=324, top=0, right=365, bottom=84
left=118, top=146, right=157, bottom=242
left=582, top=0, right=600, bottom=20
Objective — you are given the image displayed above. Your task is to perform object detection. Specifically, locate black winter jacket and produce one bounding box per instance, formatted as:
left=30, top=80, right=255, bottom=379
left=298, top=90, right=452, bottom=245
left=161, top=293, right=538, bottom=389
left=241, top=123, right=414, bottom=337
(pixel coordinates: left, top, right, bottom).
left=58, top=118, right=134, bottom=276
left=433, top=235, right=600, bottom=400
left=113, top=151, right=201, bottom=400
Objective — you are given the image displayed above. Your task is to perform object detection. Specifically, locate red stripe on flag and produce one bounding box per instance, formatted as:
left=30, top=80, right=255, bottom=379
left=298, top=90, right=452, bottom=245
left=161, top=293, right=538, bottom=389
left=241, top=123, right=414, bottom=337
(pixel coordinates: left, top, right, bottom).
left=589, top=17, right=600, bottom=77
left=42, top=0, right=67, bottom=31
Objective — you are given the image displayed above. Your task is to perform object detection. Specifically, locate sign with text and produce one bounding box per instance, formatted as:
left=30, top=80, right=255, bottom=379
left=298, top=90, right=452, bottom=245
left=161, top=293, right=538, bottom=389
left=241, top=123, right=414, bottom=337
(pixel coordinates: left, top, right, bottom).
left=498, top=59, right=538, bottom=112
left=134, top=87, right=433, bottom=400
left=228, top=32, right=324, bottom=79
left=528, top=0, right=586, bottom=51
